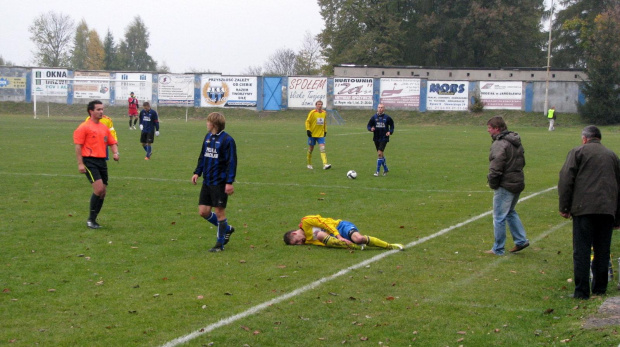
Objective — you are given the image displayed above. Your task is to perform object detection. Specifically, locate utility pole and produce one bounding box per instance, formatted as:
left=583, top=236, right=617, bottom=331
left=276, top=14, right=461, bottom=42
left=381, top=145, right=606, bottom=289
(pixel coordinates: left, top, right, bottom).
left=543, top=0, right=554, bottom=115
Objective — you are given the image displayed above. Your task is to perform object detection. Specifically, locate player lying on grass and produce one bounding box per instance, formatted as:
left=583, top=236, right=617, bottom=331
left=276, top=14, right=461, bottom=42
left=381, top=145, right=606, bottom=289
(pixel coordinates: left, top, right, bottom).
left=283, top=214, right=404, bottom=250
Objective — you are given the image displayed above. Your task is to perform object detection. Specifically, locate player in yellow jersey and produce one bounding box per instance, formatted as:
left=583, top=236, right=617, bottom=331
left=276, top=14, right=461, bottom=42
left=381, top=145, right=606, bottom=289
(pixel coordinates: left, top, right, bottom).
left=283, top=214, right=404, bottom=250
left=305, top=100, right=331, bottom=170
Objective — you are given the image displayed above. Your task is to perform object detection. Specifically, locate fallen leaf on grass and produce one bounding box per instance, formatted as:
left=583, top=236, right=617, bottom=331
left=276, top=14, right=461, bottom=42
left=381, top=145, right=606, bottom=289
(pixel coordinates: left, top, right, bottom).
left=47, top=289, right=56, bottom=292
left=277, top=265, right=286, bottom=268
left=95, top=281, right=104, bottom=286
left=224, top=292, right=233, bottom=296
left=386, top=296, right=395, bottom=301
left=197, top=295, right=204, bottom=299
left=457, top=331, right=466, bottom=335
left=3, top=288, right=10, bottom=293
left=240, top=326, right=250, bottom=331
left=360, top=336, right=368, bottom=341
left=457, top=337, right=465, bottom=342
left=239, top=260, right=246, bottom=263
left=494, top=329, right=500, bottom=333
left=253, top=330, right=261, bottom=335
left=544, top=308, right=554, bottom=314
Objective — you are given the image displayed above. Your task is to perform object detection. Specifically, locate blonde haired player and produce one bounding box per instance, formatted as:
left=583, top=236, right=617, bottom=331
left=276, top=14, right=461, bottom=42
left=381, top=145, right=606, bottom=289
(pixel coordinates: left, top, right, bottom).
left=305, top=100, right=331, bottom=170
left=283, top=215, right=403, bottom=250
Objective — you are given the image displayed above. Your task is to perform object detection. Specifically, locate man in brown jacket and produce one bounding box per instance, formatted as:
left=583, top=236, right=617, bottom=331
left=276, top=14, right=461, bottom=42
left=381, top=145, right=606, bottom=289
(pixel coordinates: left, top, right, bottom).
left=485, top=116, right=529, bottom=255
left=558, top=125, right=620, bottom=299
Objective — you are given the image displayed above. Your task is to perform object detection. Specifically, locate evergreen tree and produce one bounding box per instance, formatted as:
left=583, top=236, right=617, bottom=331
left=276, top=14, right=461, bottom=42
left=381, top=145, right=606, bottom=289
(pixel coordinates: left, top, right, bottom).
left=71, top=20, right=89, bottom=70
left=578, top=6, right=620, bottom=124
left=552, top=0, right=614, bottom=68
left=118, top=16, right=157, bottom=71
left=103, top=29, right=117, bottom=70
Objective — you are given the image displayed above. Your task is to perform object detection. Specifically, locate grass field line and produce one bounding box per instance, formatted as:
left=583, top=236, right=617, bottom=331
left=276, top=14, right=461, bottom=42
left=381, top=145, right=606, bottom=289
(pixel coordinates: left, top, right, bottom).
left=160, top=186, right=558, bottom=347
left=423, top=220, right=571, bottom=312
left=0, top=171, right=492, bottom=193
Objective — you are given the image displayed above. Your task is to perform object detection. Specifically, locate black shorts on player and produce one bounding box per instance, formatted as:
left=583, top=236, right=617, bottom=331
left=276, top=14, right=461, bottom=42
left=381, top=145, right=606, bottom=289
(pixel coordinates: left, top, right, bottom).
left=374, top=140, right=388, bottom=152
left=199, top=183, right=229, bottom=208
left=83, top=157, right=108, bottom=184
left=140, top=131, right=155, bottom=144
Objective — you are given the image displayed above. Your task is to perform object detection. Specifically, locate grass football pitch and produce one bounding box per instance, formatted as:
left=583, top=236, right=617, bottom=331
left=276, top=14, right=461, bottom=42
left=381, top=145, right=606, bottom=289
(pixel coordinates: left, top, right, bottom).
left=1, top=109, right=620, bottom=346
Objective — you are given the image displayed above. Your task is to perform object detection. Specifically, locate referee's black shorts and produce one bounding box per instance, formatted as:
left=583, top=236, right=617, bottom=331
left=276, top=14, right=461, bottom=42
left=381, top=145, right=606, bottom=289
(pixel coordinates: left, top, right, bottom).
left=83, top=157, right=108, bottom=185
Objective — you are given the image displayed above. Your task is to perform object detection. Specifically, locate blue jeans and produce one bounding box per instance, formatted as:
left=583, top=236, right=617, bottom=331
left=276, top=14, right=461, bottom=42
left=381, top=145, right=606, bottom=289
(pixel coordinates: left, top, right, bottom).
left=492, top=187, right=528, bottom=255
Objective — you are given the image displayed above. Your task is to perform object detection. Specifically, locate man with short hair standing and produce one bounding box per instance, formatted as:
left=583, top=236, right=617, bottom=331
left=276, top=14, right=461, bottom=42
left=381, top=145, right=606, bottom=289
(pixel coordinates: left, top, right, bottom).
left=74, top=100, right=119, bottom=229
left=305, top=100, right=331, bottom=170
left=192, top=112, right=237, bottom=253
left=485, top=116, right=529, bottom=255
left=367, top=103, right=394, bottom=176
left=558, top=125, right=620, bottom=299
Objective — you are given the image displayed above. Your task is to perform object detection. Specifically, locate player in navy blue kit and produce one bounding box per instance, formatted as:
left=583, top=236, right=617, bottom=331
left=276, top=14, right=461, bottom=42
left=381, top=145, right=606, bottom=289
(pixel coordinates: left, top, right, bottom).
left=367, top=103, right=394, bottom=176
left=191, top=112, right=237, bottom=253
left=139, top=102, right=160, bottom=160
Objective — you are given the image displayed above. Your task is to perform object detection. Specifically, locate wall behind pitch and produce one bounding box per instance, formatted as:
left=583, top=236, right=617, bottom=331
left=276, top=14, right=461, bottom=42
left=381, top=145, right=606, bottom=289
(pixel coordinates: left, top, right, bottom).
left=0, top=66, right=28, bottom=102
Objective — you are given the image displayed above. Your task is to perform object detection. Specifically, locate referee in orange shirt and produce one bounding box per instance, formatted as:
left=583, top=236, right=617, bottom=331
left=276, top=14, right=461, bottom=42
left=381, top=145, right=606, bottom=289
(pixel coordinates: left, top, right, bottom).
left=73, top=100, right=119, bottom=229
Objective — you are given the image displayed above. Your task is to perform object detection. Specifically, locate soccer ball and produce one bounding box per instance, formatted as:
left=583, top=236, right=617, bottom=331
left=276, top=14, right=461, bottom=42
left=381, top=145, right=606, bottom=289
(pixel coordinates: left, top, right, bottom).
left=346, top=170, right=357, bottom=179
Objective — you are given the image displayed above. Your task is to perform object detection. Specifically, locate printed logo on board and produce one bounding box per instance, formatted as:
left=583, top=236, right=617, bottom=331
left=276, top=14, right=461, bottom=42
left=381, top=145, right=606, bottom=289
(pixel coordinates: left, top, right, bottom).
left=202, top=82, right=230, bottom=106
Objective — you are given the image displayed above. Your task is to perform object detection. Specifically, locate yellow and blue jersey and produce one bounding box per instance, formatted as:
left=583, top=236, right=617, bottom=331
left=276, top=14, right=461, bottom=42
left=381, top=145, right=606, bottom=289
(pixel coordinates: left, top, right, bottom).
left=299, top=215, right=345, bottom=246
left=305, top=109, right=327, bottom=137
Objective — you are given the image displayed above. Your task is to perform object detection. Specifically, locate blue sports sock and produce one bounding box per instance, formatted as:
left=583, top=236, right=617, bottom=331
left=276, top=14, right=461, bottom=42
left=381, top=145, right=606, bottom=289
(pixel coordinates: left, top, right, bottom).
left=382, top=157, right=388, bottom=172
left=376, top=158, right=382, bottom=172
left=203, top=212, right=218, bottom=226
left=217, top=219, right=228, bottom=244
left=143, top=145, right=148, bottom=153
left=146, top=145, right=152, bottom=157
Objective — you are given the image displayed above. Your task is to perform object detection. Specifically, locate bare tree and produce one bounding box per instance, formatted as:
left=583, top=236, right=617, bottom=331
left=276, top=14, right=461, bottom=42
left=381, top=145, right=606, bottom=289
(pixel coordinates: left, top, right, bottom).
left=295, top=31, right=324, bottom=75
left=29, top=12, right=74, bottom=67
left=242, top=65, right=263, bottom=76
left=263, top=48, right=297, bottom=76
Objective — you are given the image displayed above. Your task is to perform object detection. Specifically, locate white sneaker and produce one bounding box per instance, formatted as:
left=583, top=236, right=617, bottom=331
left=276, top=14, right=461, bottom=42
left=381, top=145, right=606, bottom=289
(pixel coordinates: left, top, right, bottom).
left=374, top=172, right=379, bottom=177
left=323, top=164, right=331, bottom=170
left=307, top=165, right=313, bottom=170
left=383, top=171, right=388, bottom=176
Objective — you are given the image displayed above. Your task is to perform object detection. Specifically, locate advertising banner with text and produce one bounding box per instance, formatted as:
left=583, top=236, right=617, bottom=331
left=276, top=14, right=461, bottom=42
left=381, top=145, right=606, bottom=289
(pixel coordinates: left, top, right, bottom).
left=379, top=78, right=420, bottom=107
left=201, top=75, right=257, bottom=107
left=479, top=81, right=523, bottom=110
left=427, top=81, right=468, bottom=111
left=334, top=78, right=373, bottom=107
left=74, top=71, right=110, bottom=99
left=113, top=73, right=153, bottom=103
left=157, top=74, right=194, bottom=106
left=32, top=68, right=69, bottom=96
left=287, top=77, right=327, bottom=108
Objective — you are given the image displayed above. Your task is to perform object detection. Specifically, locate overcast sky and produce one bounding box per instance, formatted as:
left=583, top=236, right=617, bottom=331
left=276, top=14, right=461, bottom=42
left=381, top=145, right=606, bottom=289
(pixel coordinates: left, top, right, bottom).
left=0, top=0, right=324, bottom=74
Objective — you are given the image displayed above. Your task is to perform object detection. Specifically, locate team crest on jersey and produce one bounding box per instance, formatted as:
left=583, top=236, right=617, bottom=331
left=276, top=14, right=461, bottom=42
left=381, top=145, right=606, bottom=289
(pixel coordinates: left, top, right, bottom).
left=203, top=82, right=230, bottom=106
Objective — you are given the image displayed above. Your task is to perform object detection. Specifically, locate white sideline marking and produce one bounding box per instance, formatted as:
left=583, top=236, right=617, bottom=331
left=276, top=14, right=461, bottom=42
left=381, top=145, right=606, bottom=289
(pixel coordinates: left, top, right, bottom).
left=425, top=220, right=571, bottom=307
left=160, top=186, right=558, bottom=347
